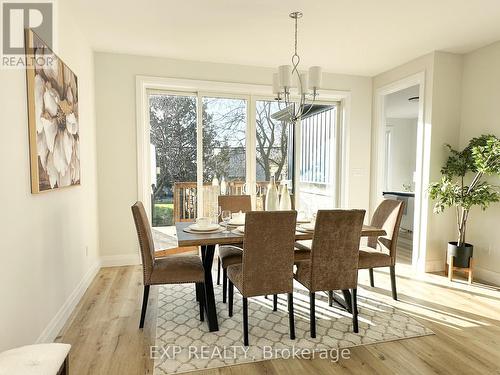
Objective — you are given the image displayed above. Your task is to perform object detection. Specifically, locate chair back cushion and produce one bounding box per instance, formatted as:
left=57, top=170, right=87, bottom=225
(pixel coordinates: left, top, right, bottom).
left=218, top=195, right=252, bottom=214
left=131, top=201, right=155, bottom=284
left=368, top=199, right=405, bottom=260
left=241, top=210, right=297, bottom=297
left=309, top=210, right=365, bottom=291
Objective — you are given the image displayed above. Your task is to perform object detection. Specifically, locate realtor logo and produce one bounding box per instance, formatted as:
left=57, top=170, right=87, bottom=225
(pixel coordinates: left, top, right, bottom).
left=2, top=1, right=53, bottom=54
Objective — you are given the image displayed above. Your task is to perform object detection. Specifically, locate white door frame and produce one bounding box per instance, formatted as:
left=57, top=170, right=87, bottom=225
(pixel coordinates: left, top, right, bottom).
left=136, top=75, right=351, bottom=221
left=373, top=72, right=427, bottom=272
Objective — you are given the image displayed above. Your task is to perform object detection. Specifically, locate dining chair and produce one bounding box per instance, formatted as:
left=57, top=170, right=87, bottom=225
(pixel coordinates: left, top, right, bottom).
left=358, top=199, right=405, bottom=300
left=227, top=210, right=297, bottom=346
left=294, top=209, right=365, bottom=337
left=217, top=195, right=251, bottom=303
left=131, top=201, right=206, bottom=329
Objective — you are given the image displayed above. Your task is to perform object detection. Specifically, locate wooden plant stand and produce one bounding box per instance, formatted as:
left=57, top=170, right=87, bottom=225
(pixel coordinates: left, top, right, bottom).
left=445, top=255, right=473, bottom=284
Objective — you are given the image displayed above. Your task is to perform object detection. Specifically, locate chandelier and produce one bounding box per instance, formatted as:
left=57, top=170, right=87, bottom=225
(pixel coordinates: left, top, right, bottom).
left=272, top=11, right=323, bottom=123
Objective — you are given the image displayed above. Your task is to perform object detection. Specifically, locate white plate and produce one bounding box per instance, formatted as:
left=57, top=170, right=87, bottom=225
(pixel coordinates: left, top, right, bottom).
left=228, top=218, right=245, bottom=226
left=299, top=223, right=315, bottom=232
left=189, top=223, right=220, bottom=232
left=234, top=225, right=245, bottom=234
left=183, top=227, right=224, bottom=234
left=296, top=218, right=310, bottom=224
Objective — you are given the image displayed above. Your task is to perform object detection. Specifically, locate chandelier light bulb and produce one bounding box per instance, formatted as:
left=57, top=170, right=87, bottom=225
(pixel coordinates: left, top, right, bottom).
left=308, top=66, right=322, bottom=90
left=278, top=65, right=292, bottom=88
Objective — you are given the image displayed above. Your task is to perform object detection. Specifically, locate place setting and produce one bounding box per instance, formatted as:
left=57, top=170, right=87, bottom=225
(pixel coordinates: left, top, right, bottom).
left=183, top=217, right=224, bottom=234
left=296, top=211, right=315, bottom=233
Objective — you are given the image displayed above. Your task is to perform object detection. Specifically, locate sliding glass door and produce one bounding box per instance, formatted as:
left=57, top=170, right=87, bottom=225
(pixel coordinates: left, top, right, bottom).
left=149, top=92, right=197, bottom=227
left=254, top=100, right=294, bottom=208
left=202, top=96, right=247, bottom=188
left=147, top=89, right=340, bottom=227
left=201, top=96, right=248, bottom=218
left=296, top=104, right=339, bottom=214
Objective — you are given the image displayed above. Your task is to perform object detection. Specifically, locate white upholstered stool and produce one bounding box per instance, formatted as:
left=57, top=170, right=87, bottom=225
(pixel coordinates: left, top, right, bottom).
left=0, top=343, right=70, bottom=375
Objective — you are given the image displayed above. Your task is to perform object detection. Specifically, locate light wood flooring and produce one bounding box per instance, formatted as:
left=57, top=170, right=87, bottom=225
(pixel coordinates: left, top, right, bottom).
left=396, top=230, right=413, bottom=265
left=56, top=256, right=500, bottom=375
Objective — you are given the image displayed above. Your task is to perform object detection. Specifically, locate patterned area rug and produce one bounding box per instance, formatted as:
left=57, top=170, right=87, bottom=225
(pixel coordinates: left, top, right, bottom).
left=154, top=276, right=433, bottom=374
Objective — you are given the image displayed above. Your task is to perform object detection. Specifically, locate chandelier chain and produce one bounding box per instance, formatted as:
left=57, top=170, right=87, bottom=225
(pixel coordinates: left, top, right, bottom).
left=277, top=11, right=318, bottom=123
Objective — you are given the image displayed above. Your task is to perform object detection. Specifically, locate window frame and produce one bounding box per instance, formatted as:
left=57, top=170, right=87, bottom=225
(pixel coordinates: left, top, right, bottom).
left=137, top=76, right=348, bottom=220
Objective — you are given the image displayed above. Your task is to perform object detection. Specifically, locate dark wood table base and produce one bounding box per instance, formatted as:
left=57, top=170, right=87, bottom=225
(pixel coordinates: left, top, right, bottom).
left=177, top=222, right=384, bottom=332
left=331, top=290, right=353, bottom=313
left=200, top=245, right=219, bottom=331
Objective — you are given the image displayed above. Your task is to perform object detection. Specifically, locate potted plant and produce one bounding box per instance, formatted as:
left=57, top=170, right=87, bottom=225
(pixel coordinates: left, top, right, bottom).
left=428, top=134, right=500, bottom=268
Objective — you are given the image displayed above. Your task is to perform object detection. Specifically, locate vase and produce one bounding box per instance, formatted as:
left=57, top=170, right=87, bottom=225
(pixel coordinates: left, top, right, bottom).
left=279, top=183, right=292, bottom=210
left=265, top=176, right=279, bottom=211
left=220, top=176, right=227, bottom=195
left=447, top=242, right=473, bottom=268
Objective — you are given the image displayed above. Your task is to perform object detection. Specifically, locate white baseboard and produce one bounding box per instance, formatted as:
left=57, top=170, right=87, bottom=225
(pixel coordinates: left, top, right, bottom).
left=100, top=253, right=141, bottom=267
left=425, top=259, right=444, bottom=273
left=36, top=260, right=101, bottom=344
left=474, top=267, right=500, bottom=286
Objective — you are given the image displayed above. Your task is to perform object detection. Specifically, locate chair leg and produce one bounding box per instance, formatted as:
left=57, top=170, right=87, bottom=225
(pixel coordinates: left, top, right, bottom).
left=222, top=268, right=227, bottom=303
left=309, top=292, right=316, bottom=338
left=390, top=265, right=398, bottom=300
left=139, top=285, right=150, bottom=329
left=288, top=292, right=295, bottom=340
left=59, top=356, right=68, bottom=375
left=228, top=280, right=234, bottom=317
left=217, top=257, right=221, bottom=285
left=351, top=288, right=359, bottom=333
left=369, top=268, right=374, bottom=287
left=243, top=297, right=249, bottom=346
left=328, top=291, right=334, bottom=307
left=196, top=283, right=205, bottom=322
left=273, top=294, right=278, bottom=311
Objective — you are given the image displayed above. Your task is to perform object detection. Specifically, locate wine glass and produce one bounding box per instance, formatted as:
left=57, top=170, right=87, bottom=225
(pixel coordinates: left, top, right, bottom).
left=217, top=206, right=222, bottom=224
left=221, top=210, right=232, bottom=234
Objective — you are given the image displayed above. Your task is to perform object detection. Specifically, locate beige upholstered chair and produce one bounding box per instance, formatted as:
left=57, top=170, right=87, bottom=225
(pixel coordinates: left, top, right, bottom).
left=358, top=199, right=405, bottom=300
left=216, top=195, right=251, bottom=303
left=131, top=201, right=206, bottom=328
left=295, top=210, right=365, bottom=337
left=227, top=211, right=297, bottom=346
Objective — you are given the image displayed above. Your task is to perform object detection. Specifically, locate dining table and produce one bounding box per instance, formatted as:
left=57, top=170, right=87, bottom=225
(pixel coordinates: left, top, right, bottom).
left=175, top=221, right=387, bottom=332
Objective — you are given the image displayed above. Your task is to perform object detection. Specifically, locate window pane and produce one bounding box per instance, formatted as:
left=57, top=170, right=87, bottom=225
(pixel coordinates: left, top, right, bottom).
left=298, top=105, right=337, bottom=213
left=255, top=100, right=293, bottom=186
left=149, top=94, right=197, bottom=226
left=202, top=97, right=247, bottom=190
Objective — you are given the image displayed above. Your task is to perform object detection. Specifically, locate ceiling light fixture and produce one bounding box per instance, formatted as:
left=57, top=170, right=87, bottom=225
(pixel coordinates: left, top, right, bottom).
left=272, top=11, right=322, bottom=123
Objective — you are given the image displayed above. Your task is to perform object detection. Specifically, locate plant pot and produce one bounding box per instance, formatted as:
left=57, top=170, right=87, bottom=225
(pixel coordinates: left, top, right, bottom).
left=447, top=242, right=473, bottom=268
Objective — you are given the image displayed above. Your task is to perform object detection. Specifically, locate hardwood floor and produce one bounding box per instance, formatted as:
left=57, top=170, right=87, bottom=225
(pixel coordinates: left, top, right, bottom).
left=56, top=262, right=500, bottom=374
left=396, top=230, right=413, bottom=265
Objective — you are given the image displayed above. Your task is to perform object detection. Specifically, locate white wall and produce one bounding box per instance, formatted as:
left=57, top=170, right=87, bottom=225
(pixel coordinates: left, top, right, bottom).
left=460, top=41, right=500, bottom=284
left=94, top=52, right=373, bottom=260
left=372, top=52, right=463, bottom=272
left=426, top=52, right=463, bottom=270
left=385, top=117, right=418, bottom=192
left=0, top=1, right=99, bottom=351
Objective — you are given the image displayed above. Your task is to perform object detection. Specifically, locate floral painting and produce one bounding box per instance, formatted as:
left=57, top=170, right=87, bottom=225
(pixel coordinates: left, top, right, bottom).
left=25, top=29, right=80, bottom=193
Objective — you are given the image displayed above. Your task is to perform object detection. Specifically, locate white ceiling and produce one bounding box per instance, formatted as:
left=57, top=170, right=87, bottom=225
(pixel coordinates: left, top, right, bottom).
left=385, top=85, right=420, bottom=119
left=67, top=0, right=500, bottom=76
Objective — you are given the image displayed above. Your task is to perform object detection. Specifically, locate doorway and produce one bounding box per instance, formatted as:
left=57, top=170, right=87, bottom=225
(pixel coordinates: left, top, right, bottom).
left=375, top=73, right=426, bottom=271
left=382, top=85, right=419, bottom=265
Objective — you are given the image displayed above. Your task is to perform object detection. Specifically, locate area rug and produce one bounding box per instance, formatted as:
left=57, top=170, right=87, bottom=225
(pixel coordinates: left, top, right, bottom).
left=154, top=276, right=433, bottom=374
